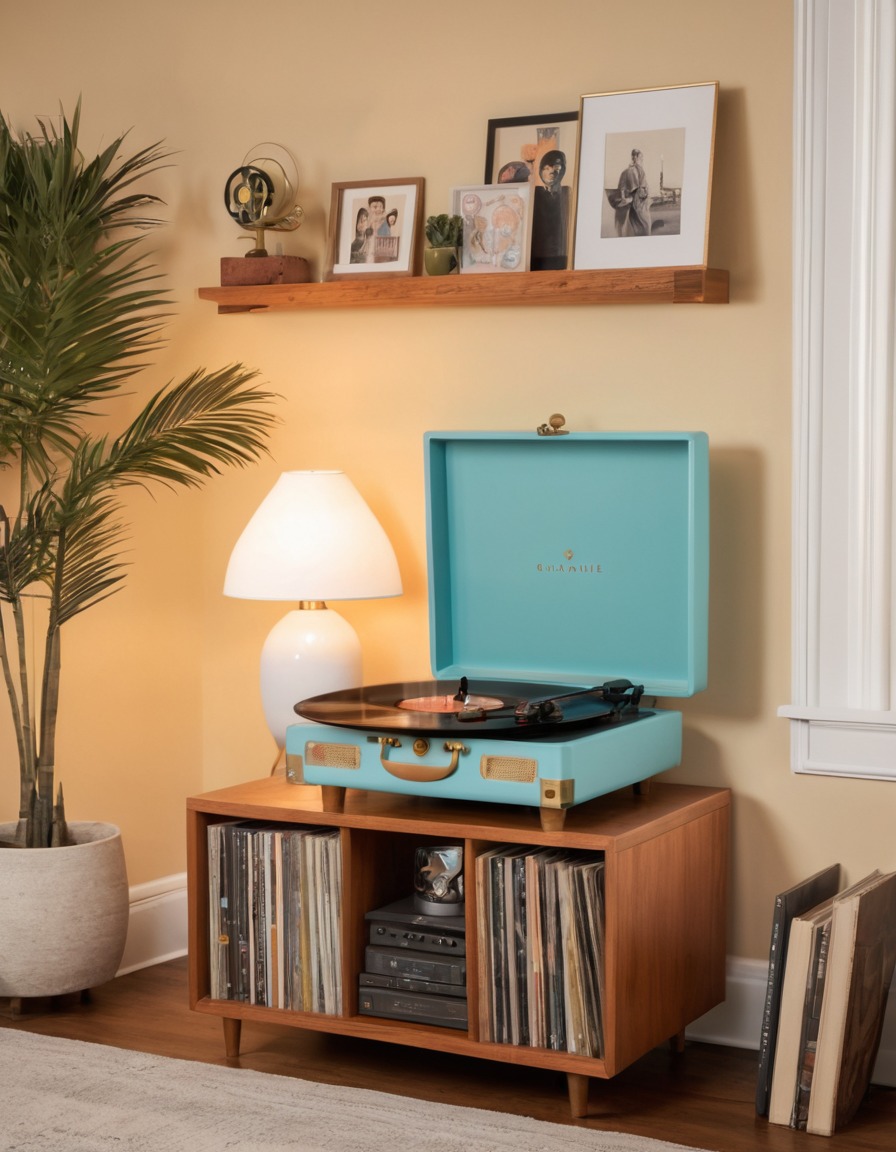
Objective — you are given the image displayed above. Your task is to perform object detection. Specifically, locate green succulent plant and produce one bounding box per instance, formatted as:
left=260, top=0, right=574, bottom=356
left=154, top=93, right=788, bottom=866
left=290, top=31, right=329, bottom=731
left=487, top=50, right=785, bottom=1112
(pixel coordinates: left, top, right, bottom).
left=0, top=101, right=278, bottom=848
left=424, top=214, right=463, bottom=249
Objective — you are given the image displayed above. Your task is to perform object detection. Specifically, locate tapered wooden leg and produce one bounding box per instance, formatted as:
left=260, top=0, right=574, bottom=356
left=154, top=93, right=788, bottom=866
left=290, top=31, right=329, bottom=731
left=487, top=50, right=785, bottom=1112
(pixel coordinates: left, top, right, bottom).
left=539, top=807, right=567, bottom=832
left=669, top=1029, right=686, bottom=1054
left=320, top=785, right=346, bottom=813
left=633, top=777, right=652, bottom=796
left=567, top=1072, right=590, bottom=1117
left=223, top=1017, right=242, bottom=1058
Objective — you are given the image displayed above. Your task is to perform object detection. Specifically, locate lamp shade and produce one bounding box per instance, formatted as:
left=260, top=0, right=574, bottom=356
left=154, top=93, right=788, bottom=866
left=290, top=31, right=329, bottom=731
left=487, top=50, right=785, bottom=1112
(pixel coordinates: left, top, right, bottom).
left=224, top=470, right=402, bottom=602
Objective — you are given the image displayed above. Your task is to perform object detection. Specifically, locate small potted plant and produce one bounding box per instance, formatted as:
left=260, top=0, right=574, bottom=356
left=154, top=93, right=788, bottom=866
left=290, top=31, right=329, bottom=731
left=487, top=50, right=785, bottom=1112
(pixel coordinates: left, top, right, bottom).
left=424, top=213, right=463, bottom=276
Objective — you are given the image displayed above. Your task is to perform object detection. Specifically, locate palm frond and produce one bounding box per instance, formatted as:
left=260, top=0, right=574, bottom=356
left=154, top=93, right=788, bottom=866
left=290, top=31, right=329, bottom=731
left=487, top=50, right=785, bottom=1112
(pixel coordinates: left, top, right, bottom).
left=52, top=495, right=130, bottom=625
left=106, top=366, right=279, bottom=488
left=0, top=484, right=58, bottom=602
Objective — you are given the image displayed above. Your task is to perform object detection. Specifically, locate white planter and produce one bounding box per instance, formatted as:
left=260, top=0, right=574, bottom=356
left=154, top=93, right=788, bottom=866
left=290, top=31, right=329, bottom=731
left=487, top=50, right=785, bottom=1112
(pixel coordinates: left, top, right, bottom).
left=0, top=821, right=129, bottom=998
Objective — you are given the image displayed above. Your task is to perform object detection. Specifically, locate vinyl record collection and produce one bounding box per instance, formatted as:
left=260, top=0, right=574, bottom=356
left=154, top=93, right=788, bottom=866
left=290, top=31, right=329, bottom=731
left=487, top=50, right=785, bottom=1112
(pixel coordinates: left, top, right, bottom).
left=208, top=821, right=342, bottom=1013
left=476, top=846, right=605, bottom=1056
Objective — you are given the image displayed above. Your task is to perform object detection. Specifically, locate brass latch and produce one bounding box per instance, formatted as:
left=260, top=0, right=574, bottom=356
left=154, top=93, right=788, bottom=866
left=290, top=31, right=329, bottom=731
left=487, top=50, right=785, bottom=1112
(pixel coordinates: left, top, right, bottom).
left=536, top=413, right=569, bottom=436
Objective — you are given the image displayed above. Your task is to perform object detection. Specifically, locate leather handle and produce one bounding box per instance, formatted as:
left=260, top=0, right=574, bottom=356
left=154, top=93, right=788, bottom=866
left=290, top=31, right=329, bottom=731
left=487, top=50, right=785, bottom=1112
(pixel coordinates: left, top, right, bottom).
left=378, top=738, right=466, bottom=782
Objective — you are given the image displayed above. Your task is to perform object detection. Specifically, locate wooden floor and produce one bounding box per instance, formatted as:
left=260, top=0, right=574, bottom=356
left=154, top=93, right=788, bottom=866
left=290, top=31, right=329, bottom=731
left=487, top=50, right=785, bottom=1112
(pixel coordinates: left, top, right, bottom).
left=2, top=957, right=894, bottom=1151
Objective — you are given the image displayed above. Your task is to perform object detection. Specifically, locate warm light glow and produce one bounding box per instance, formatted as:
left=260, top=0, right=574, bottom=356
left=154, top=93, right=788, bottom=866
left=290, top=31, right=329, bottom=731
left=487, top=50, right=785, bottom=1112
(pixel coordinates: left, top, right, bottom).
left=224, top=470, right=402, bottom=601
left=224, top=471, right=402, bottom=745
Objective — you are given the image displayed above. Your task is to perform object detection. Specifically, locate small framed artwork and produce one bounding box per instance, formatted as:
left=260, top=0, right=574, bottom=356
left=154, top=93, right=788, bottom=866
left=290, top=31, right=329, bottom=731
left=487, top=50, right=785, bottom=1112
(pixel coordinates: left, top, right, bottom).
left=573, top=82, right=718, bottom=271
left=325, top=177, right=424, bottom=279
left=451, top=184, right=533, bottom=273
left=484, top=111, right=578, bottom=271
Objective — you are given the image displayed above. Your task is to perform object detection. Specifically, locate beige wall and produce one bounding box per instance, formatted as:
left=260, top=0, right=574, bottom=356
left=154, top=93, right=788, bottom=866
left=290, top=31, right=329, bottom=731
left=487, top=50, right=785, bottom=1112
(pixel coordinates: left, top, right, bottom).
left=2, top=0, right=891, bottom=963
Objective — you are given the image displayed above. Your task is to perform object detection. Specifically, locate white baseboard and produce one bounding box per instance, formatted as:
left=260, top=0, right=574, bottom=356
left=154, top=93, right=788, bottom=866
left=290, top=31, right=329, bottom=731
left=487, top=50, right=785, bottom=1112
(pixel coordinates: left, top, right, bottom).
left=117, top=873, right=188, bottom=976
left=686, top=956, right=896, bottom=1087
left=118, top=878, right=896, bottom=1088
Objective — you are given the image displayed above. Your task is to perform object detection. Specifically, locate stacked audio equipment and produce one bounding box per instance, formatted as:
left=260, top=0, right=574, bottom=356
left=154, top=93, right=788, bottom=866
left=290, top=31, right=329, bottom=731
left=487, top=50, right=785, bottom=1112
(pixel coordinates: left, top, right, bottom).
left=359, top=897, right=467, bottom=1029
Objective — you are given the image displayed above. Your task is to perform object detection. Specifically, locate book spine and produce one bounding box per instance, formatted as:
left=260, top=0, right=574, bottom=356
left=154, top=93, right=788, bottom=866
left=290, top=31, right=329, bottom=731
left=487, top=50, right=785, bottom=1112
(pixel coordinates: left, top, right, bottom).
left=755, top=895, right=784, bottom=1115
left=792, top=920, right=830, bottom=1128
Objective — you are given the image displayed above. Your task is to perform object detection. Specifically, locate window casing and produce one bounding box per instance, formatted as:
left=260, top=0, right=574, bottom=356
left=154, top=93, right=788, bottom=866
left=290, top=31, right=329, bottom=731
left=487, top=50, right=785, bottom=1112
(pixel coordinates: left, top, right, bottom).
left=780, top=0, right=896, bottom=779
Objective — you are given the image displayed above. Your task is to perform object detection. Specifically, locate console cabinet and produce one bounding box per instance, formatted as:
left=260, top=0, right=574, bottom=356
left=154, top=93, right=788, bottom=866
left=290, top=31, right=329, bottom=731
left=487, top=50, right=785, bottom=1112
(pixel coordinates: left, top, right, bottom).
left=187, top=777, right=729, bottom=1116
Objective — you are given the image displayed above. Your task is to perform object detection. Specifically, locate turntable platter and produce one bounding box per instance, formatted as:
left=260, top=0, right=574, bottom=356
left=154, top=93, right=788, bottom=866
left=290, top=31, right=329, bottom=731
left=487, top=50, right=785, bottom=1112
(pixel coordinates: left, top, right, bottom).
left=296, top=677, right=643, bottom=736
left=397, top=690, right=505, bottom=714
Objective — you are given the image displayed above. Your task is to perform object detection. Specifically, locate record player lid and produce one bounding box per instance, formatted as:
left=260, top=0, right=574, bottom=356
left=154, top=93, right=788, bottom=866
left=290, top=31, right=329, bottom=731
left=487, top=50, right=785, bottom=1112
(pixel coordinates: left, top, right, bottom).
left=424, top=430, right=708, bottom=698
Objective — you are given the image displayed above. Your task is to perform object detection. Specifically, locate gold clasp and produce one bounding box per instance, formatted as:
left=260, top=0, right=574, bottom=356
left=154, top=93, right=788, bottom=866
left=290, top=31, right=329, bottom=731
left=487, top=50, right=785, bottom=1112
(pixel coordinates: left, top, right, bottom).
left=536, top=413, right=569, bottom=436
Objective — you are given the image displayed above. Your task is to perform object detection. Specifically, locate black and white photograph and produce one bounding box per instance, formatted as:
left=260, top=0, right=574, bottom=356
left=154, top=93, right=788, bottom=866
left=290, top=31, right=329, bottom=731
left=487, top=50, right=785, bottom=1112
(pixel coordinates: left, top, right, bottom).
left=602, top=127, right=686, bottom=239
left=573, top=83, right=717, bottom=270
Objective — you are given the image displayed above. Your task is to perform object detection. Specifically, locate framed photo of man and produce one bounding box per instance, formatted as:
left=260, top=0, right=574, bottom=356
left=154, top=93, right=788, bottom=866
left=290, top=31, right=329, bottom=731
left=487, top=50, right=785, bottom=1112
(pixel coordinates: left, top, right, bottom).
left=325, top=177, right=424, bottom=279
left=483, top=111, right=578, bottom=271
left=573, top=83, right=718, bottom=271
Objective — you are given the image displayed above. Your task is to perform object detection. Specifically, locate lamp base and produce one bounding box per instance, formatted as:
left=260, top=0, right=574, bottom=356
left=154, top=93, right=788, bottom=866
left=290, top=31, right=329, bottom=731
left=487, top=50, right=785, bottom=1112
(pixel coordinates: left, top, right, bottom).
left=261, top=605, right=361, bottom=747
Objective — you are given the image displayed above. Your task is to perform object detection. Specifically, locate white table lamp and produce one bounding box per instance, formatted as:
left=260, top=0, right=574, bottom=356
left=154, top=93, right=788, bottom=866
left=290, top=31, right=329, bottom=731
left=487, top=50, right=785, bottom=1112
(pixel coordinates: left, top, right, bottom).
left=224, top=470, right=402, bottom=746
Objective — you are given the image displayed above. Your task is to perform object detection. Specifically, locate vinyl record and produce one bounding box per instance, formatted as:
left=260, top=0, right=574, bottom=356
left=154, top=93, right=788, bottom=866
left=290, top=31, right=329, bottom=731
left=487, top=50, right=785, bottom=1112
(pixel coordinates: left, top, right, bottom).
left=295, top=677, right=641, bottom=736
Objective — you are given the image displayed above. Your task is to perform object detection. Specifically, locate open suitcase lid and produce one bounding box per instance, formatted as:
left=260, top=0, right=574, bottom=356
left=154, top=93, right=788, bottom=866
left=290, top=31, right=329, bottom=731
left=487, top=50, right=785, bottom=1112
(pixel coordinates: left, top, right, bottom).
left=424, top=430, right=708, bottom=699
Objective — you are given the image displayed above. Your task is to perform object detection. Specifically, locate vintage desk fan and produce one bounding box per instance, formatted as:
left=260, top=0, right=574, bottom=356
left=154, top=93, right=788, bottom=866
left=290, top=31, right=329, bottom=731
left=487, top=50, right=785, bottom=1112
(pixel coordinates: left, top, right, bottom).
left=221, top=143, right=309, bottom=284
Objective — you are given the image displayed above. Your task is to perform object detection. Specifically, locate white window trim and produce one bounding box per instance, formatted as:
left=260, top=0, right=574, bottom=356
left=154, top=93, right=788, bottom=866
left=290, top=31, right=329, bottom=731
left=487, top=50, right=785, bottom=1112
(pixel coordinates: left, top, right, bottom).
left=780, top=0, right=896, bottom=779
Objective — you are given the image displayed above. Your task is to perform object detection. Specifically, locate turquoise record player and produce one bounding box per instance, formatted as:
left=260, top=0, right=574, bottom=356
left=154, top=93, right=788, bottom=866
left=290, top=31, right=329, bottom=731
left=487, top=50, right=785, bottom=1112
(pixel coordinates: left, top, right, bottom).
left=286, top=428, right=708, bottom=829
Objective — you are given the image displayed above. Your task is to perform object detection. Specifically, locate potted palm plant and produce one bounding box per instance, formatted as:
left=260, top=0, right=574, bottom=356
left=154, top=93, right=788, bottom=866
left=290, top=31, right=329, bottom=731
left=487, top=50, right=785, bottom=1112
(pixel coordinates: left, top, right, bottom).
left=0, top=102, right=277, bottom=999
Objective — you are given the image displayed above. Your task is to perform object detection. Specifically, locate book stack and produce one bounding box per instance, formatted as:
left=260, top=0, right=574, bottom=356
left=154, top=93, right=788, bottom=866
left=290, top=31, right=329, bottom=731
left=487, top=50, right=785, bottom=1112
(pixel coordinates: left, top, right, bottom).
left=207, top=821, right=342, bottom=1013
left=757, top=864, right=896, bottom=1136
left=475, top=846, right=605, bottom=1056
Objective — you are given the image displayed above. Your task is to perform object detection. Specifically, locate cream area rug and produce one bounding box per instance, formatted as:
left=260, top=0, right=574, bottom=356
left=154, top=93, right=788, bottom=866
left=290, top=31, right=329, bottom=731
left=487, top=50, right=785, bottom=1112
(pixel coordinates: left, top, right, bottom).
left=0, top=1029, right=710, bottom=1152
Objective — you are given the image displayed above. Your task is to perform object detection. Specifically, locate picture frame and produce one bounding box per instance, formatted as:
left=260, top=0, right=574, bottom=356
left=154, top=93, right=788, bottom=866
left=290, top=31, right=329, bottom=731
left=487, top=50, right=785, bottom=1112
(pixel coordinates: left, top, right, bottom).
left=484, top=111, right=578, bottom=271
left=572, top=82, right=718, bottom=271
left=452, top=184, right=533, bottom=274
left=325, top=177, right=424, bottom=279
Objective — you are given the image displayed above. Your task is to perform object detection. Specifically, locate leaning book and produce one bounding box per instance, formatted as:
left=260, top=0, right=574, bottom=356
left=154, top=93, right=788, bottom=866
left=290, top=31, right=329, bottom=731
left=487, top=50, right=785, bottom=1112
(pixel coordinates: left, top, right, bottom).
left=755, top=863, right=841, bottom=1116
left=806, top=870, right=896, bottom=1136
left=767, top=898, right=835, bottom=1126
left=768, top=870, right=883, bottom=1129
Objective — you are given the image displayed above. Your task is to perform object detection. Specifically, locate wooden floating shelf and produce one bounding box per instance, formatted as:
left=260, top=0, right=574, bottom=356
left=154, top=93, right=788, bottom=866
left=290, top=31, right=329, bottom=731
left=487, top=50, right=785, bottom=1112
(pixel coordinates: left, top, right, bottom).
left=197, top=265, right=729, bottom=313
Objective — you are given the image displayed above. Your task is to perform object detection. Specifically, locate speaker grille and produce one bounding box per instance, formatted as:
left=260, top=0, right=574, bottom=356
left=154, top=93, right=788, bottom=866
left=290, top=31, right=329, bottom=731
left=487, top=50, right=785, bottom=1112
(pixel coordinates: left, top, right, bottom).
left=480, top=755, right=538, bottom=783
left=304, top=742, right=361, bottom=770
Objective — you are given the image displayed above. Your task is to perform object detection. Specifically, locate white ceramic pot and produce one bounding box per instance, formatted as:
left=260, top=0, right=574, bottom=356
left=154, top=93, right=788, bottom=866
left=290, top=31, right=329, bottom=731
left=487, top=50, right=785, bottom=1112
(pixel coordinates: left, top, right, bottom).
left=0, top=821, right=129, bottom=998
